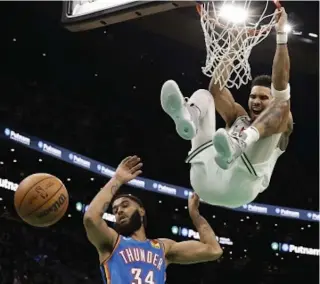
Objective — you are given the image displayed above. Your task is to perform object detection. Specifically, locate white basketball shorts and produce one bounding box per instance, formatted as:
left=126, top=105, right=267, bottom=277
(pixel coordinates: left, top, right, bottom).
left=186, top=142, right=267, bottom=208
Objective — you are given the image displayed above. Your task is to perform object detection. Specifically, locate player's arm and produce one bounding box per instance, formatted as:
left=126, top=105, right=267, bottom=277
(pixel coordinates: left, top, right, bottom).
left=209, top=80, right=247, bottom=128
left=83, top=156, right=143, bottom=255
left=255, top=8, right=292, bottom=137
left=83, top=177, right=121, bottom=253
left=209, top=49, right=247, bottom=127
left=272, top=7, right=290, bottom=95
left=162, top=238, right=222, bottom=265
left=161, top=193, right=222, bottom=265
left=278, top=112, right=293, bottom=150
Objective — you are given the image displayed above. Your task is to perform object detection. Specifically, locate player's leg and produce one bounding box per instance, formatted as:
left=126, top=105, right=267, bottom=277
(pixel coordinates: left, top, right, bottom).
left=160, top=80, right=216, bottom=152
left=185, top=89, right=218, bottom=204
left=161, top=80, right=218, bottom=194
left=161, top=80, right=198, bottom=140
left=188, top=88, right=216, bottom=153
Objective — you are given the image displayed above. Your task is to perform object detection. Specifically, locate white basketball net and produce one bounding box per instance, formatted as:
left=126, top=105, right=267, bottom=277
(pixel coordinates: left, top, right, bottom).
left=198, top=1, right=279, bottom=90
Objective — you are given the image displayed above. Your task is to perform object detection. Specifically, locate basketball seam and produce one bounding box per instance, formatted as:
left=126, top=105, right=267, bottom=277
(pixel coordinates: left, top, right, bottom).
left=21, top=184, right=64, bottom=218
left=17, top=176, right=53, bottom=211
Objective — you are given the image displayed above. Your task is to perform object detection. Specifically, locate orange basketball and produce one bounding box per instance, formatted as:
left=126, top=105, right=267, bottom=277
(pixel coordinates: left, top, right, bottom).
left=14, top=173, right=69, bottom=227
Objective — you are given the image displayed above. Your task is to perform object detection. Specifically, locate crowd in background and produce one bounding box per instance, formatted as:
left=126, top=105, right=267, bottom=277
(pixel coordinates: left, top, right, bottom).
left=0, top=214, right=100, bottom=284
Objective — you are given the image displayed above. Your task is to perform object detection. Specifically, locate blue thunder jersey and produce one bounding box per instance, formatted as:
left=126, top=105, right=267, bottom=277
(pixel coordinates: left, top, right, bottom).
left=100, top=236, right=166, bottom=284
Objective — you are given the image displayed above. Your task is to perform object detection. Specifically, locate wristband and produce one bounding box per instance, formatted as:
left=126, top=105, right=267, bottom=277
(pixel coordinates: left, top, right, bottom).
left=277, top=32, right=288, bottom=45
left=271, top=83, right=291, bottom=101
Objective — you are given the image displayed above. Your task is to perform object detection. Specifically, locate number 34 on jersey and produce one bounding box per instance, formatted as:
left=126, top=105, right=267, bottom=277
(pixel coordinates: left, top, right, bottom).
left=131, top=268, right=155, bottom=284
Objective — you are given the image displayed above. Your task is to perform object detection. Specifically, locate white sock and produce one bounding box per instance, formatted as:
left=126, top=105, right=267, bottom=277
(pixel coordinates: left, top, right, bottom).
left=242, top=126, right=260, bottom=147
left=188, top=89, right=210, bottom=119
left=187, top=104, right=201, bottom=129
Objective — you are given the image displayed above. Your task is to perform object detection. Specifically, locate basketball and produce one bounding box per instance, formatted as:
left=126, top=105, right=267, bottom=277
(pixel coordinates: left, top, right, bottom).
left=14, top=173, right=69, bottom=227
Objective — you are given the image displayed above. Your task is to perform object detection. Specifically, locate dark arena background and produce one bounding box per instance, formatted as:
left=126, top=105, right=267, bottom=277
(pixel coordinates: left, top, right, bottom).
left=0, top=1, right=319, bottom=284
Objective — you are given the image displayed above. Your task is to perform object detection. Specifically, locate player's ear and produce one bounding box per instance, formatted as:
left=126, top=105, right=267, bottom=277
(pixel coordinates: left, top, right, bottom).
left=139, top=207, right=145, bottom=217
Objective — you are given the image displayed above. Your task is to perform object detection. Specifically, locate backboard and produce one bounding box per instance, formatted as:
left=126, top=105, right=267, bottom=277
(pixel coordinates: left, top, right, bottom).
left=62, top=0, right=196, bottom=32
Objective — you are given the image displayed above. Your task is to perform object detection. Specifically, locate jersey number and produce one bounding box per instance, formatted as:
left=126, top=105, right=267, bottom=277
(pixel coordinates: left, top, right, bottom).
left=131, top=268, right=155, bottom=284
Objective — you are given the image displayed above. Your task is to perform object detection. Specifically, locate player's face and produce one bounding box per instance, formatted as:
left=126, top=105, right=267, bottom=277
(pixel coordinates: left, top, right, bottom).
left=248, top=86, right=273, bottom=121
left=112, top=197, right=144, bottom=236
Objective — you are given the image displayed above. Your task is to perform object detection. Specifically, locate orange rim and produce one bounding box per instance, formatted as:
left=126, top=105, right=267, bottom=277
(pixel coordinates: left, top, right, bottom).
left=196, top=3, right=201, bottom=15
left=196, top=0, right=282, bottom=36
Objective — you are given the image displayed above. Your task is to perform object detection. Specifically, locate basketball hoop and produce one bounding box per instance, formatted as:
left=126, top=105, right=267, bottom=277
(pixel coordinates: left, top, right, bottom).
left=196, top=0, right=282, bottom=90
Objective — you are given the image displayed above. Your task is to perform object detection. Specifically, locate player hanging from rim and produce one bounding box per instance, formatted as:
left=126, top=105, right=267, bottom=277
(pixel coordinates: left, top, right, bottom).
left=160, top=7, right=293, bottom=208
left=84, top=156, right=222, bottom=284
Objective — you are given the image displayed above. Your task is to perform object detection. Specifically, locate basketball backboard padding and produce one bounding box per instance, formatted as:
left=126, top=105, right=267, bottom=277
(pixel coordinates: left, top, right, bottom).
left=62, top=1, right=196, bottom=32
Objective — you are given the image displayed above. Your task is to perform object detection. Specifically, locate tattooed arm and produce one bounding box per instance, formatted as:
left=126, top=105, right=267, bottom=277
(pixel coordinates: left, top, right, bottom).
left=278, top=112, right=293, bottom=150
left=189, top=210, right=221, bottom=251
left=83, top=156, right=143, bottom=258
left=83, top=177, right=121, bottom=254
left=161, top=194, right=222, bottom=265
left=251, top=8, right=292, bottom=138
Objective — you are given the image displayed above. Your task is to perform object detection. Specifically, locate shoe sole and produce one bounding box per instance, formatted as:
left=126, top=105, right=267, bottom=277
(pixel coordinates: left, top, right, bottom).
left=161, top=80, right=196, bottom=140
left=213, top=129, right=233, bottom=170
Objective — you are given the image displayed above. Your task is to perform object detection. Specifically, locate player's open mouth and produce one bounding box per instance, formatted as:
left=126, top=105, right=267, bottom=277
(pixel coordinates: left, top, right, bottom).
left=252, top=110, right=262, bottom=115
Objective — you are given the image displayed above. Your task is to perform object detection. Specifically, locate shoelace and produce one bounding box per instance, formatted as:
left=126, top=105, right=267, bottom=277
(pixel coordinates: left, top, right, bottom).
left=185, top=97, right=201, bottom=116
left=184, top=97, right=199, bottom=133
left=230, top=134, right=247, bottom=151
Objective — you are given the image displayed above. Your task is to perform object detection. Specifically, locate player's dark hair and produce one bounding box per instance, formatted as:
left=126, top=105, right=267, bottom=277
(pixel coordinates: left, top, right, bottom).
left=112, top=194, right=147, bottom=228
left=251, top=75, right=272, bottom=89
